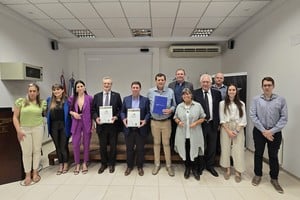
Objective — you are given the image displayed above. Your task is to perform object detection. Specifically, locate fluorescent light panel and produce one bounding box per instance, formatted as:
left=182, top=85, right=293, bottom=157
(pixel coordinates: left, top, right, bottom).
left=191, top=28, right=214, bottom=37
left=69, top=29, right=95, bottom=38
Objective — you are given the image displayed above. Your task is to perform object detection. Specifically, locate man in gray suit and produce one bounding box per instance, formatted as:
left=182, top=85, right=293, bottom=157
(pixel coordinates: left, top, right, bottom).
left=168, top=68, right=194, bottom=150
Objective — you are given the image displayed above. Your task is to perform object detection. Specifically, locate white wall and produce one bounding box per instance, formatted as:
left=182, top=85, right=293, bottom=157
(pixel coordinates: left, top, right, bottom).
left=222, top=0, right=300, bottom=177
left=0, top=8, right=69, bottom=108
left=0, top=7, right=69, bottom=142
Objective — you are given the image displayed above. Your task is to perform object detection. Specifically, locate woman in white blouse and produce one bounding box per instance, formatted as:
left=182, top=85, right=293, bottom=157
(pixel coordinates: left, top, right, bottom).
left=219, top=84, right=247, bottom=182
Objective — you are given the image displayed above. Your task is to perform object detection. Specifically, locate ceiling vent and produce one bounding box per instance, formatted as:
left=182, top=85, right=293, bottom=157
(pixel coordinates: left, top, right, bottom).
left=168, top=45, right=221, bottom=58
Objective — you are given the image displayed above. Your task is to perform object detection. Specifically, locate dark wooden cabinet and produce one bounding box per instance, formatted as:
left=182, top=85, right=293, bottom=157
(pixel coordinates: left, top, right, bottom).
left=0, top=107, right=24, bottom=185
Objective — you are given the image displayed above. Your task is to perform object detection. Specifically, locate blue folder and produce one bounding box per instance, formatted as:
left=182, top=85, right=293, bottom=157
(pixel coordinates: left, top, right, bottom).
left=153, top=95, right=167, bottom=115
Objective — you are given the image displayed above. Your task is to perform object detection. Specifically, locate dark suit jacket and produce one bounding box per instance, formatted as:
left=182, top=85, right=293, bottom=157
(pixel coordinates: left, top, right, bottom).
left=120, top=95, right=151, bottom=136
left=92, top=91, right=122, bottom=133
left=168, top=81, right=194, bottom=91
left=193, top=88, right=222, bottom=129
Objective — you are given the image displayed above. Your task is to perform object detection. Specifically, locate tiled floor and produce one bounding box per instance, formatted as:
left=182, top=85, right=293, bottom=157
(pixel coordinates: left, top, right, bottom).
left=1, top=142, right=300, bottom=200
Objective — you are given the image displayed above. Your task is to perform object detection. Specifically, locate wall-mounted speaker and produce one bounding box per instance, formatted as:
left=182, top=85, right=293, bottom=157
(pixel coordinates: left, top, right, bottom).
left=51, top=40, right=59, bottom=50
left=140, top=48, right=149, bottom=52
left=228, top=39, right=235, bottom=49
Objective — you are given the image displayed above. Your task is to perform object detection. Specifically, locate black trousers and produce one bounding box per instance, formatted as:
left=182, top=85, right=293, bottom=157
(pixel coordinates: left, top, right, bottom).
left=125, top=128, right=146, bottom=168
left=201, top=121, right=218, bottom=169
left=97, top=124, right=118, bottom=166
left=253, top=127, right=282, bottom=179
left=184, top=139, right=199, bottom=170
left=51, top=121, right=69, bottom=164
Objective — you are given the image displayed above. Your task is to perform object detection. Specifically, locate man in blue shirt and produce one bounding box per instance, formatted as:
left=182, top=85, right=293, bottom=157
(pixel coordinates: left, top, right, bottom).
left=148, top=73, right=176, bottom=176
left=250, top=77, right=288, bottom=194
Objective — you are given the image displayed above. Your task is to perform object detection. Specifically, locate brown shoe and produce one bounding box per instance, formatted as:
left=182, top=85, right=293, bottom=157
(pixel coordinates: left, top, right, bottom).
left=270, top=179, right=284, bottom=194
left=252, top=175, right=261, bottom=186
left=138, top=168, right=144, bottom=176
left=235, top=172, right=241, bottom=183
left=124, top=168, right=132, bottom=176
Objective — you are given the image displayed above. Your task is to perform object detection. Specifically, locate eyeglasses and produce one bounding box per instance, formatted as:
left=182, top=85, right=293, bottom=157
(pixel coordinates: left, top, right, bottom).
left=263, top=84, right=273, bottom=87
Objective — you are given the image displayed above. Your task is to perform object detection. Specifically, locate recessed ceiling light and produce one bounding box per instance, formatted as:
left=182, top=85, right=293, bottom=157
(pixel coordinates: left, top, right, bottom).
left=190, top=28, right=214, bottom=37
left=132, top=28, right=152, bottom=37
left=69, top=29, right=95, bottom=38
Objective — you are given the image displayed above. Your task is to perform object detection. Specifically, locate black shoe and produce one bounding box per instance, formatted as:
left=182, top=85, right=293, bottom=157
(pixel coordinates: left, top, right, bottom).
left=137, top=168, right=144, bottom=176
left=98, top=165, right=107, bottom=174
left=124, top=168, right=132, bottom=176
left=109, top=165, right=115, bottom=173
left=207, top=168, right=219, bottom=177
left=184, top=168, right=190, bottom=179
left=192, top=169, right=200, bottom=181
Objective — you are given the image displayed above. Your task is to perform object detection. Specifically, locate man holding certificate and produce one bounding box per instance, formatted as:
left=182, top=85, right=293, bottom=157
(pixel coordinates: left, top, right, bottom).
left=92, top=77, right=122, bottom=174
left=147, top=73, right=176, bottom=176
left=120, top=81, right=150, bottom=176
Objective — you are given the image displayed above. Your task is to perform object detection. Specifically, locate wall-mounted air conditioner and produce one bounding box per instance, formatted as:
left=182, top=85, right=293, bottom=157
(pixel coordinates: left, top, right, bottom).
left=168, top=45, right=221, bottom=58
left=0, top=62, right=43, bottom=81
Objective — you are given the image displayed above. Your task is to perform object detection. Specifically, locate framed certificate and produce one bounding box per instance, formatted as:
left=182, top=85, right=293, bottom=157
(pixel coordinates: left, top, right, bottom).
left=127, top=108, right=140, bottom=127
left=99, top=106, right=113, bottom=124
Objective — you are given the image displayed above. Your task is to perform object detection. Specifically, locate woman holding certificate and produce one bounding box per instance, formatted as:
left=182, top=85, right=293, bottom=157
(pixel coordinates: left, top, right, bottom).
left=173, top=88, right=206, bottom=180
left=68, top=80, right=93, bottom=175
left=121, top=81, right=150, bottom=176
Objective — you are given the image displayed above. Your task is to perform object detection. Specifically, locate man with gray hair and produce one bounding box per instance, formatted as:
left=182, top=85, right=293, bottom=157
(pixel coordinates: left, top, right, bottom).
left=193, top=74, right=222, bottom=177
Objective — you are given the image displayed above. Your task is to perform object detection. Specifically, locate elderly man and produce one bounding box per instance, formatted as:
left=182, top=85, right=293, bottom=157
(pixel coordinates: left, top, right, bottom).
left=193, top=74, right=222, bottom=177
left=147, top=73, right=176, bottom=176
left=250, top=77, right=288, bottom=194
left=92, top=77, right=122, bottom=174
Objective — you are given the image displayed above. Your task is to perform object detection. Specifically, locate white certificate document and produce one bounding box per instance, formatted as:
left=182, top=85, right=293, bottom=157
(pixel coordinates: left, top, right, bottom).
left=99, top=106, right=113, bottom=124
left=127, top=108, right=140, bottom=127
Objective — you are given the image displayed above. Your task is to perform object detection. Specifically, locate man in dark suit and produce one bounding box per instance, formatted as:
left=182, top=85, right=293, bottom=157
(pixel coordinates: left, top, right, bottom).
left=193, top=74, right=222, bottom=177
left=168, top=68, right=194, bottom=150
left=120, top=81, right=150, bottom=176
left=92, top=76, right=122, bottom=174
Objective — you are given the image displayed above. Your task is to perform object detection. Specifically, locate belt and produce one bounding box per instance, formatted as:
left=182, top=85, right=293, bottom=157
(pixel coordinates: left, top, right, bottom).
left=151, top=118, right=170, bottom=122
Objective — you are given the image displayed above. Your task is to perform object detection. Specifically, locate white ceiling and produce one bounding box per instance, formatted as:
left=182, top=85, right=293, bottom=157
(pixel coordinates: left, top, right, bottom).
left=0, top=0, right=275, bottom=48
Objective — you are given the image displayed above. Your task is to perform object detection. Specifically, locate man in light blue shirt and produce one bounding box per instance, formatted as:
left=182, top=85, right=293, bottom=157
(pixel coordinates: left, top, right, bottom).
left=147, top=73, right=176, bottom=176
left=250, top=77, right=288, bottom=194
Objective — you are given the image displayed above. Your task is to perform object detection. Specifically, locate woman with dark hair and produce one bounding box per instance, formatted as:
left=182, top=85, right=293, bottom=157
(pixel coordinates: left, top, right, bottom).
left=13, top=83, right=47, bottom=186
left=173, top=88, right=206, bottom=180
left=219, top=84, right=247, bottom=182
left=46, top=84, right=71, bottom=175
left=68, top=80, right=93, bottom=175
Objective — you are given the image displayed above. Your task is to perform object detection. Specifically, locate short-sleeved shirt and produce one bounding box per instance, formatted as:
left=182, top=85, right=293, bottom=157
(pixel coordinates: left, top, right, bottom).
left=15, top=98, right=47, bottom=127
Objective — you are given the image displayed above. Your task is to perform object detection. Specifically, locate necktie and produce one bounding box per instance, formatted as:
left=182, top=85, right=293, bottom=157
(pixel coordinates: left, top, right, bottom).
left=104, top=93, right=109, bottom=106
left=204, top=91, right=210, bottom=120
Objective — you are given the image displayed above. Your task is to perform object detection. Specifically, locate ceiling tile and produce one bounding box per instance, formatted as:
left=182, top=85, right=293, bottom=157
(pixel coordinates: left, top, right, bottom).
left=230, top=1, right=270, bottom=17
left=127, top=18, right=151, bottom=29
left=152, top=28, right=172, bottom=37
left=56, top=18, right=85, bottom=29
left=152, top=18, right=174, bottom=28
left=197, top=17, right=225, bottom=28
left=172, top=28, right=193, bottom=37
left=7, top=4, right=50, bottom=19
left=151, top=2, right=179, bottom=18
left=204, top=2, right=239, bottom=17
left=219, top=16, right=249, bottom=28
left=79, top=18, right=106, bottom=29
left=90, top=29, right=113, bottom=38
left=63, top=3, right=99, bottom=18
left=28, top=0, right=59, bottom=3
left=111, top=29, right=132, bottom=38
left=122, top=2, right=149, bottom=18
left=60, top=0, right=89, bottom=2
left=33, top=19, right=64, bottom=29
left=49, top=29, right=76, bottom=38
left=177, top=2, right=209, bottom=18
left=35, top=3, right=74, bottom=19
left=103, top=18, right=129, bottom=29
left=93, top=2, right=124, bottom=18
left=174, top=18, right=199, bottom=28
left=210, top=27, right=233, bottom=37
left=0, top=0, right=28, bottom=4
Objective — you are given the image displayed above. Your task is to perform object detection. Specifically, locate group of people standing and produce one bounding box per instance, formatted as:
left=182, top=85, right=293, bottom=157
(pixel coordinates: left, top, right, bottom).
left=12, top=70, right=287, bottom=194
